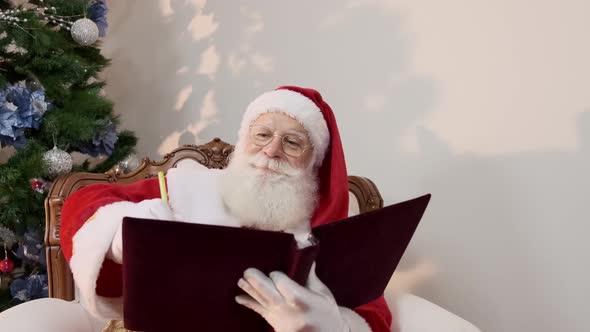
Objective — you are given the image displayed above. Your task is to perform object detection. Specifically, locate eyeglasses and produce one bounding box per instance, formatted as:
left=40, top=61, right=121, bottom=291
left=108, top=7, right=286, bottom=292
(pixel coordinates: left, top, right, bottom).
left=248, top=125, right=310, bottom=158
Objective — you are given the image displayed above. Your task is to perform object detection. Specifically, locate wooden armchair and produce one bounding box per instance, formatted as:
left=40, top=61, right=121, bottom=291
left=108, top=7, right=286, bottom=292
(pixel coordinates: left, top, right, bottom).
left=44, top=138, right=384, bottom=301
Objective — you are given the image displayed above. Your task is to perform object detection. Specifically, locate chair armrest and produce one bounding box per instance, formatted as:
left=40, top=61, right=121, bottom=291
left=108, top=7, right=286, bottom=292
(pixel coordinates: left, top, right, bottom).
left=387, top=292, right=481, bottom=332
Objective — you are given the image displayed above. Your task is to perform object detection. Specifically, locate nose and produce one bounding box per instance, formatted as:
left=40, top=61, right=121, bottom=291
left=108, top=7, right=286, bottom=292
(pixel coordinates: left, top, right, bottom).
left=263, top=136, right=283, bottom=158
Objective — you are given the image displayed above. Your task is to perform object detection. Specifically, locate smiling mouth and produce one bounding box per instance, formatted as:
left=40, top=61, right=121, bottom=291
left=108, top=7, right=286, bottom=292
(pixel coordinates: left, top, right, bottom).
left=250, top=164, right=282, bottom=175
left=259, top=167, right=279, bottom=174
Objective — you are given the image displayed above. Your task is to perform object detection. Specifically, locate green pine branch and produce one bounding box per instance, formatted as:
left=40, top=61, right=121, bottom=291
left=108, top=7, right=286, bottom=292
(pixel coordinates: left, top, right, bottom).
left=0, top=0, right=137, bottom=231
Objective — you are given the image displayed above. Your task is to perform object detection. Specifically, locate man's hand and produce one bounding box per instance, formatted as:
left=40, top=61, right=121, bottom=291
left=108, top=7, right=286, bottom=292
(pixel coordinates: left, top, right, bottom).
left=235, top=264, right=349, bottom=332
left=108, top=199, right=174, bottom=263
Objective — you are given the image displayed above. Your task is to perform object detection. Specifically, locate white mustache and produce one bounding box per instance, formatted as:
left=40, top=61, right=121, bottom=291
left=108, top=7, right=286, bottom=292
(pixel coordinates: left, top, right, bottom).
left=248, top=153, right=302, bottom=177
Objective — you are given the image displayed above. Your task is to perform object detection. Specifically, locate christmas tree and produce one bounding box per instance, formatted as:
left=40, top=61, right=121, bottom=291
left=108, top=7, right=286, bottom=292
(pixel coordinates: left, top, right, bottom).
left=0, top=0, right=136, bottom=311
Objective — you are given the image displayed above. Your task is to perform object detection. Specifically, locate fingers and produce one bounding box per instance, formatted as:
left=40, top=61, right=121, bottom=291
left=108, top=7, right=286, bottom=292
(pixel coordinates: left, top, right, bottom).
left=239, top=268, right=283, bottom=307
left=305, top=262, right=319, bottom=288
left=237, top=268, right=329, bottom=312
left=237, top=277, right=269, bottom=308
left=269, top=271, right=309, bottom=307
left=305, top=263, right=332, bottom=297
left=235, top=294, right=266, bottom=317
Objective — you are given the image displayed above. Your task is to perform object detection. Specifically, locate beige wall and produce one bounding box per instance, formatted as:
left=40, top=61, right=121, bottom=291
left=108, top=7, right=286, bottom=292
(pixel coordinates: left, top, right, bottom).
left=60, top=0, right=590, bottom=331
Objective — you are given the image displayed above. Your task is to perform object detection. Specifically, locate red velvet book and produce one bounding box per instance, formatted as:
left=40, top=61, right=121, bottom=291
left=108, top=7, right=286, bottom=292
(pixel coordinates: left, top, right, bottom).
left=122, top=194, right=431, bottom=331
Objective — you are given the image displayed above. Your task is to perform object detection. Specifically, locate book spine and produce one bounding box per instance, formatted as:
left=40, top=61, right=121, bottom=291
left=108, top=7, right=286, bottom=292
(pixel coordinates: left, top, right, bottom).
left=287, top=244, right=319, bottom=285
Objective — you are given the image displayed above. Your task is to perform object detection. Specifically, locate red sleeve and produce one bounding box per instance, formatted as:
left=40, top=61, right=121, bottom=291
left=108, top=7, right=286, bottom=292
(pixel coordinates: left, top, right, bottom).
left=60, top=177, right=161, bottom=297
left=354, top=295, right=395, bottom=332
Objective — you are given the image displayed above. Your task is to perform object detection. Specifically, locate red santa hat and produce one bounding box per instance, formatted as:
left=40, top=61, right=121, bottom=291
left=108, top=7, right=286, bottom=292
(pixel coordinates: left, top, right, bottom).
left=237, top=86, right=349, bottom=227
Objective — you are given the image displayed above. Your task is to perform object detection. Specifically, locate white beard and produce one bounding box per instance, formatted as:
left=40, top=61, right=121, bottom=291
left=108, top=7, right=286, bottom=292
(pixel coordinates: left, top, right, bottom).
left=220, top=150, right=319, bottom=235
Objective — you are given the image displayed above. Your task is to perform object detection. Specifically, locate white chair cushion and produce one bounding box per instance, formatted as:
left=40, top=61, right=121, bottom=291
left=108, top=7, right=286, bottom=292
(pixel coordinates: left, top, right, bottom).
left=385, top=291, right=481, bottom=332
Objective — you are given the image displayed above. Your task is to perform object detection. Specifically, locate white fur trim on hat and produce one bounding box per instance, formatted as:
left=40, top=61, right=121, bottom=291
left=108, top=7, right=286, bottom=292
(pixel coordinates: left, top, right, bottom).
left=238, top=89, right=330, bottom=168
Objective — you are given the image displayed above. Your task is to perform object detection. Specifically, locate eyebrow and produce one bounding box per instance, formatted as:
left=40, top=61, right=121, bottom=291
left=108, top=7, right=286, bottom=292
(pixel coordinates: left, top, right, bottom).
left=286, top=128, right=307, bottom=136
left=254, top=122, right=308, bottom=136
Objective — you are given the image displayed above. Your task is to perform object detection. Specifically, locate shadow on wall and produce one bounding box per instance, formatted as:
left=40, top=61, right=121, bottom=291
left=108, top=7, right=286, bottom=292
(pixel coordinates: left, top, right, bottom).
left=103, top=0, right=436, bottom=159
left=103, top=0, right=222, bottom=157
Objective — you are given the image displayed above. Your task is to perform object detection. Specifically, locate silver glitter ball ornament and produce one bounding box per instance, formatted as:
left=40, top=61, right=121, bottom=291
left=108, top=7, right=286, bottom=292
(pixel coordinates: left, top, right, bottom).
left=118, top=154, right=141, bottom=174
left=70, top=18, right=99, bottom=46
left=0, top=226, right=17, bottom=248
left=43, top=146, right=73, bottom=178
left=26, top=78, right=43, bottom=91
left=26, top=73, right=43, bottom=91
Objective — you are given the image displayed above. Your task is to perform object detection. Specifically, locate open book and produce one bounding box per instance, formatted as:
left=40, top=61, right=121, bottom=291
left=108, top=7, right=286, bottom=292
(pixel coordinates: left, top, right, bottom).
left=122, top=194, right=431, bottom=331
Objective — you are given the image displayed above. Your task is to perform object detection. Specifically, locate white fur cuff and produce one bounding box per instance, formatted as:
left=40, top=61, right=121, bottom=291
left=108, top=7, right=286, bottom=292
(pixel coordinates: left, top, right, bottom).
left=70, top=200, right=163, bottom=320
left=340, top=306, right=373, bottom=332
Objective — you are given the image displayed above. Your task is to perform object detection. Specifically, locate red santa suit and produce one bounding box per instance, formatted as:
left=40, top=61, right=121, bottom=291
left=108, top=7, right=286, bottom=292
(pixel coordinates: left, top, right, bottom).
left=60, top=86, right=394, bottom=332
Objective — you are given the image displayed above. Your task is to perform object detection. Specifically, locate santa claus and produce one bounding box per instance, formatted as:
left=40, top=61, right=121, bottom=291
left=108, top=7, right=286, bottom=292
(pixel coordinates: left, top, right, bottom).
left=1, top=86, right=394, bottom=332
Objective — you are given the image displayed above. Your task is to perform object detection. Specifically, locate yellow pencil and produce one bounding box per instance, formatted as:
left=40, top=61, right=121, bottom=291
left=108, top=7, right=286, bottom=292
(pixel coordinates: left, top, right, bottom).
left=158, top=171, right=168, bottom=204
